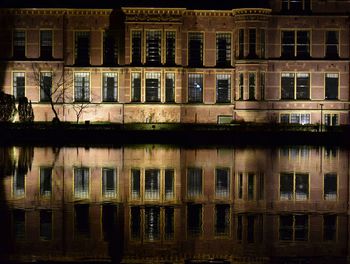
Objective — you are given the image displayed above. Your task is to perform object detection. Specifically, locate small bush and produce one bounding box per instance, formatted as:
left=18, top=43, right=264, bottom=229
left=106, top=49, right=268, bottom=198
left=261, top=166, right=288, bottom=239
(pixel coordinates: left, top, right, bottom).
left=18, top=97, right=34, bottom=122
left=0, top=92, right=17, bottom=122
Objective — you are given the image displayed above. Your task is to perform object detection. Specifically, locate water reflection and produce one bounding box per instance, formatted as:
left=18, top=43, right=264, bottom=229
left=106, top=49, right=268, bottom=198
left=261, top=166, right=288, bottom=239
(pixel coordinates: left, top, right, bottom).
left=0, top=145, right=349, bottom=263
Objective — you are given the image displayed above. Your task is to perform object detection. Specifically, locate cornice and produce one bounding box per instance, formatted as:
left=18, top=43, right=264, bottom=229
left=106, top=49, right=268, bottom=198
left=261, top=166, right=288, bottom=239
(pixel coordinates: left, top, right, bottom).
left=122, top=7, right=186, bottom=23
left=232, top=8, right=272, bottom=16
left=0, top=8, right=112, bottom=16
left=184, top=10, right=232, bottom=17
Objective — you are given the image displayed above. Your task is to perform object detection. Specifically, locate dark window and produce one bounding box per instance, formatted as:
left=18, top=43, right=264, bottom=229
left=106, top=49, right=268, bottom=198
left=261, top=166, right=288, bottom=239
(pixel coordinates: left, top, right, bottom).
left=13, top=170, right=25, bottom=197
left=13, top=72, right=25, bottom=100
left=281, top=73, right=295, bottom=99
left=237, top=214, right=243, bottom=241
left=248, top=73, right=256, bottom=100
left=165, top=73, right=175, bottom=103
left=297, top=31, right=310, bottom=58
left=323, top=215, right=336, bottom=241
left=40, top=167, right=52, bottom=197
left=295, top=215, right=308, bottom=241
left=325, top=73, right=338, bottom=100
left=280, top=114, right=290, bottom=124
left=324, top=114, right=339, bottom=126
left=74, top=167, right=89, bottom=199
left=260, top=72, right=265, bottom=100
left=296, top=73, right=310, bottom=100
left=239, top=29, right=244, bottom=59
left=187, top=204, right=202, bottom=236
left=279, top=215, right=293, bottom=240
left=281, top=73, right=309, bottom=100
left=145, top=169, right=160, bottom=200
left=13, top=209, right=25, bottom=240
left=260, top=29, right=266, bottom=58
left=324, top=173, right=337, bottom=200
left=215, top=204, right=230, bottom=236
left=188, top=73, right=203, bottom=103
left=248, top=173, right=255, bottom=200
left=74, top=72, right=90, bottom=102
left=40, top=30, right=52, bottom=59
left=103, top=32, right=117, bottom=66
left=326, top=31, right=339, bottom=58
left=248, top=29, right=257, bottom=58
left=165, top=169, right=175, bottom=200
left=188, top=32, right=203, bottom=67
left=146, top=31, right=161, bottom=65
left=40, top=72, right=52, bottom=102
left=131, top=169, right=140, bottom=199
left=282, top=0, right=310, bottom=12
left=290, top=0, right=303, bottom=11
left=75, top=32, right=90, bottom=65
left=216, top=74, right=231, bottom=103
left=216, top=33, right=231, bottom=66
left=166, top=31, right=176, bottom=65
left=247, top=215, right=255, bottom=243
left=215, top=168, right=230, bottom=198
left=164, top=207, right=174, bottom=240
left=132, top=31, right=142, bottom=65
left=130, top=206, right=141, bottom=240
left=74, top=204, right=90, bottom=238
left=131, top=73, right=141, bottom=102
left=282, top=30, right=310, bottom=58
left=40, top=210, right=52, bottom=240
left=103, top=73, right=118, bottom=102
left=102, top=168, right=117, bottom=198
left=102, top=204, right=117, bottom=241
left=187, top=168, right=202, bottom=198
left=281, top=31, right=295, bottom=58
left=144, top=207, right=160, bottom=241
left=13, top=30, right=25, bottom=58
left=239, top=73, right=244, bottom=100
left=238, top=173, right=243, bottom=199
left=145, top=72, right=161, bottom=102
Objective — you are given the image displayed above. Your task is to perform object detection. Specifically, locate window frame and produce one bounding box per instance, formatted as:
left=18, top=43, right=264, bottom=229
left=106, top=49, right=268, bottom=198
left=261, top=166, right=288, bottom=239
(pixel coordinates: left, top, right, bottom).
left=131, top=71, right=142, bottom=102
left=73, top=72, right=91, bottom=102
left=279, top=172, right=310, bottom=201
left=74, top=31, right=91, bottom=66
left=280, top=72, right=311, bottom=100
left=73, top=167, right=90, bottom=199
left=130, top=29, right=142, bottom=65
left=12, top=29, right=26, bottom=58
left=102, top=72, right=118, bottom=102
left=216, top=32, right=232, bottom=67
left=12, top=71, right=26, bottom=101
left=187, top=73, right=204, bottom=103
left=101, top=167, right=118, bottom=199
left=39, top=71, right=53, bottom=103
left=216, top=74, right=231, bottom=103
left=281, top=29, right=311, bottom=58
left=165, top=30, right=176, bottom=65
left=187, top=31, right=204, bottom=67
left=323, top=173, right=337, bottom=201
left=324, top=72, right=339, bottom=100
left=39, top=29, right=53, bottom=59
left=145, top=30, right=162, bottom=66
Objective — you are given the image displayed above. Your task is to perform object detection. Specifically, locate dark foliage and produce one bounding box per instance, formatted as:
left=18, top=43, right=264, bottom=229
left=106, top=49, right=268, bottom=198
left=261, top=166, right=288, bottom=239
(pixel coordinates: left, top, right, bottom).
left=18, top=97, right=34, bottom=123
left=0, top=92, right=17, bottom=122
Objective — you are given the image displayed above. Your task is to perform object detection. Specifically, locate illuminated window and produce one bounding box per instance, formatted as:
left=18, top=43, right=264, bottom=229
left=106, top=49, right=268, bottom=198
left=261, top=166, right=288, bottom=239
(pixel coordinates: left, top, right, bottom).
left=145, top=72, right=161, bottom=102
left=215, top=168, right=230, bottom=198
left=187, top=204, right=202, bottom=236
left=248, top=72, right=256, bottom=100
left=216, top=33, right=231, bottom=66
left=131, top=31, right=142, bottom=65
left=238, top=29, right=244, bottom=59
left=75, top=31, right=90, bottom=65
left=281, top=73, right=310, bottom=100
left=13, top=72, right=25, bottom=100
left=282, top=0, right=311, bottom=12
left=13, top=30, right=25, bottom=58
left=40, top=167, right=52, bottom=197
left=165, top=73, right=175, bottom=103
left=145, top=169, right=160, bottom=200
left=187, top=168, right=202, bottom=198
left=13, top=209, right=25, bottom=240
left=326, top=31, right=339, bottom=58
left=248, top=29, right=257, bottom=58
left=238, top=73, right=244, bottom=100
left=324, top=173, right=337, bottom=200
left=144, top=207, right=160, bottom=241
left=40, top=72, right=52, bottom=102
left=164, top=207, right=174, bottom=240
left=165, top=169, right=175, bottom=200
left=280, top=172, right=309, bottom=201
left=216, top=74, right=231, bottom=103
left=281, top=31, right=310, bottom=58
left=166, top=31, right=176, bottom=65
left=102, top=168, right=117, bottom=199
left=280, top=113, right=310, bottom=125
left=103, top=32, right=117, bottom=66
left=279, top=214, right=308, bottom=241
left=131, top=73, right=141, bottom=102
left=324, top=114, right=338, bottom=126
left=323, top=215, right=336, bottom=241
left=130, top=206, right=141, bottom=240
left=215, top=204, right=230, bottom=236
left=102, top=72, right=118, bottom=102
left=40, top=30, right=52, bottom=59
left=40, top=210, right=52, bottom=240
left=188, top=73, right=203, bottom=103
left=13, top=170, right=25, bottom=197
left=131, top=169, right=140, bottom=199
left=74, top=167, right=89, bottom=199
left=74, top=204, right=90, bottom=238
left=74, top=72, right=90, bottom=102
left=188, top=32, right=203, bottom=67
left=325, top=73, right=338, bottom=100
left=146, top=31, right=161, bottom=65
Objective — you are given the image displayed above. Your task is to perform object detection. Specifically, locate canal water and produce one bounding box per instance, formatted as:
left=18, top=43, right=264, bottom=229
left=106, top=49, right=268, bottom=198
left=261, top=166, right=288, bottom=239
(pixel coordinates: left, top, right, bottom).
left=0, top=145, right=348, bottom=264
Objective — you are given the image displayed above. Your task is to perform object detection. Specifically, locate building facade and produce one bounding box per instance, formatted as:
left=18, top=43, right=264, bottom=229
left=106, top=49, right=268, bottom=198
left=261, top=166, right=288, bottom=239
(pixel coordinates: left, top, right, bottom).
left=0, top=0, right=349, bottom=124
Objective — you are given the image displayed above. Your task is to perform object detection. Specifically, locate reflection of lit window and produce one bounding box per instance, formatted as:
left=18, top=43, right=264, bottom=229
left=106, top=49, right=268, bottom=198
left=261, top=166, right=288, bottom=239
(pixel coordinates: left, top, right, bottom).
left=13, top=209, right=25, bottom=240
left=324, top=215, right=336, bottom=241
left=280, top=172, right=309, bottom=201
left=165, top=169, right=175, bottom=200
left=279, top=214, right=308, bottom=241
left=74, top=168, right=89, bottom=199
left=145, top=169, right=160, bottom=200
left=144, top=207, right=160, bottom=241
left=165, top=207, right=174, bottom=240
left=215, top=168, right=230, bottom=198
left=40, top=167, right=52, bottom=197
left=40, top=210, right=52, bottom=240
left=102, top=204, right=117, bottom=242
left=215, top=204, right=230, bottom=236
left=187, top=204, right=202, bottom=237
left=187, top=168, right=202, bottom=198
left=131, top=169, right=140, bottom=199
left=130, top=206, right=141, bottom=240
left=13, top=170, right=25, bottom=197
left=102, top=168, right=117, bottom=199
left=74, top=204, right=90, bottom=238
left=324, top=173, right=337, bottom=200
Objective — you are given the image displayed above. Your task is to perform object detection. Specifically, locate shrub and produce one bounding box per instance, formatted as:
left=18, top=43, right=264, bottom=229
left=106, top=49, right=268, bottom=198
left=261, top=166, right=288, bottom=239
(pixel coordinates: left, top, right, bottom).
left=18, top=97, right=34, bottom=122
left=0, top=92, right=17, bottom=122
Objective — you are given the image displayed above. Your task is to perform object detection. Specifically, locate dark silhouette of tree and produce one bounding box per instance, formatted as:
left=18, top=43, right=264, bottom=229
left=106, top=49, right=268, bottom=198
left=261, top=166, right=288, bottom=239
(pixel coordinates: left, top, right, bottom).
left=18, top=97, right=34, bottom=122
left=0, top=92, right=17, bottom=122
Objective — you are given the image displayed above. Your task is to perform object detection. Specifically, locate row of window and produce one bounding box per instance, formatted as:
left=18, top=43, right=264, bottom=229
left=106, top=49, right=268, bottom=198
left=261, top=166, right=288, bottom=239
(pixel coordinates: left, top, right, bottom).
left=280, top=113, right=339, bottom=126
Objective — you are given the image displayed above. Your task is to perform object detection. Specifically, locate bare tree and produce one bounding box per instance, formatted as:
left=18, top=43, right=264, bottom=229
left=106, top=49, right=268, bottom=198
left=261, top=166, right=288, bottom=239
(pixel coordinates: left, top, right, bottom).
left=72, top=101, right=94, bottom=123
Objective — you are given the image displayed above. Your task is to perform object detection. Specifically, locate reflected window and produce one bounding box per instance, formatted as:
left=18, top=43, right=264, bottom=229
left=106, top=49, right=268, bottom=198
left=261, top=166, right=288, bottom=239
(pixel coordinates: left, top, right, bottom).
left=145, top=169, right=160, bottom=200
left=260, top=29, right=266, bottom=58
left=13, top=72, right=25, bottom=100
left=102, top=204, right=117, bottom=241
left=187, top=204, right=202, bottom=237
left=324, top=173, right=337, bottom=200
left=247, top=215, right=255, bottom=243
left=165, top=73, right=175, bottom=103
left=74, top=167, right=89, bottom=199
left=144, top=207, right=160, bottom=241
left=215, top=168, right=230, bottom=198
left=280, top=173, right=293, bottom=200
left=146, top=31, right=161, bottom=65
left=166, top=31, right=176, bottom=65
left=145, top=72, right=161, bottom=102
left=238, top=173, right=243, bottom=199
left=237, top=214, right=243, bottom=241
left=258, top=173, right=265, bottom=200
left=279, top=214, right=308, bottom=241
left=131, top=169, right=140, bottom=199
left=75, top=31, right=90, bottom=65
left=248, top=173, right=255, bottom=200
left=13, top=209, right=25, bottom=240
left=40, top=210, right=52, bottom=240
left=40, top=167, right=52, bottom=197
left=40, top=30, right=52, bottom=59
left=13, top=170, right=25, bottom=197
left=188, top=32, right=203, bottom=67
left=279, top=215, right=293, bottom=240
left=131, top=72, right=141, bottom=102
left=13, top=30, right=25, bottom=58
left=216, top=74, right=231, bottom=103
left=102, top=168, right=117, bottom=199
left=324, top=147, right=337, bottom=158
left=280, top=172, right=308, bottom=200
left=130, top=206, right=141, bottom=240
left=165, top=207, right=174, bottom=240
left=216, top=33, right=231, bottom=66
left=324, top=215, right=336, bottom=241
left=188, top=73, right=203, bottom=103
left=187, top=168, right=202, bottom=198
left=131, top=31, right=142, bottom=65
left=40, top=72, right=52, bottom=102
left=295, top=173, right=308, bottom=200
left=74, top=204, right=90, bottom=238
left=165, top=169, right=175, bottom=200
left=102, top=72, right=118, bottom=102
left=215, top=204, right=230, bottom=236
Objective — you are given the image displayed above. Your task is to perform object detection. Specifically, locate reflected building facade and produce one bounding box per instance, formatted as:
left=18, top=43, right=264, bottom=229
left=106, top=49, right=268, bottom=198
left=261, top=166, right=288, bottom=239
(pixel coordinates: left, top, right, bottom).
left=0, top=145, right=349, bottom=263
